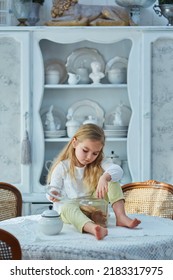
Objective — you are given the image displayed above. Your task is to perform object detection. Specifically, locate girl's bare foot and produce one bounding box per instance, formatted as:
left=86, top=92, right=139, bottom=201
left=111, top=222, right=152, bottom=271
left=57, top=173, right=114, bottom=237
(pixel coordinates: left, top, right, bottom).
left=112, top=200, right=141, bottom=228
left=116, top=215, right=141, bottom=228
left=94, top=225, right=108, bottom=240
left=83, top=222, right=108, bottom=240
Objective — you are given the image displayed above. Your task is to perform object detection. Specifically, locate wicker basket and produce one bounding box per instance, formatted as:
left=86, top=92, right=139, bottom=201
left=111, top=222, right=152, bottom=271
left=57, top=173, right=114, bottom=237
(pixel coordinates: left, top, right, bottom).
left=0, top=182, right=22, bottom=222
left=122, top=180, right=173, bottom=219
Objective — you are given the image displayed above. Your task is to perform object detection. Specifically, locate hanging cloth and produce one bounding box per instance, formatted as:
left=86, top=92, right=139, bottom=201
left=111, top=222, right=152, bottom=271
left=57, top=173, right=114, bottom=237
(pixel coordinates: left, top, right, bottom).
left=21, top=112, right=31, bottom=165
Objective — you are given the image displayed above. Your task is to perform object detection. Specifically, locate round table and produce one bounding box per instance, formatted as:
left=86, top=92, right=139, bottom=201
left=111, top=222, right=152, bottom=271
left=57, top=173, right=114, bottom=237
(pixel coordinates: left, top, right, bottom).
left=0, top=213, right=173, bottom=260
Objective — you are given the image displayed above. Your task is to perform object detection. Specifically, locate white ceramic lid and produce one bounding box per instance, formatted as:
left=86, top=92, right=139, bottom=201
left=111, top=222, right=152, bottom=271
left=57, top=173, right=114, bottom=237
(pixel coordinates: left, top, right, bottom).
left=41, top=205, right=60, bottom=218
left=66, top=117, right=81, bottom=127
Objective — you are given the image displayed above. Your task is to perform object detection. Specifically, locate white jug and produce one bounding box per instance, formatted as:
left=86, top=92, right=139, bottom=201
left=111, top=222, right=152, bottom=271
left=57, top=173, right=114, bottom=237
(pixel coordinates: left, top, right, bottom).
left=68, top=73, right=80, bottom=85
left=45, top=160, right=53, bottom=172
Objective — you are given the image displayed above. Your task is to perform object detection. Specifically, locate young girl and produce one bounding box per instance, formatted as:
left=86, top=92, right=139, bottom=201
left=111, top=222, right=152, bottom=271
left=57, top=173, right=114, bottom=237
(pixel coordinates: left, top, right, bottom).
left=47, top=124, right=141, bottom=240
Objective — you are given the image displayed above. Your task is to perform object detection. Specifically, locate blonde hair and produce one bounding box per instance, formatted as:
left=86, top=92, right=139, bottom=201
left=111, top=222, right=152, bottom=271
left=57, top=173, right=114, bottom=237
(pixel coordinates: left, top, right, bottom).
left=47, top=124, right=105, bottom=192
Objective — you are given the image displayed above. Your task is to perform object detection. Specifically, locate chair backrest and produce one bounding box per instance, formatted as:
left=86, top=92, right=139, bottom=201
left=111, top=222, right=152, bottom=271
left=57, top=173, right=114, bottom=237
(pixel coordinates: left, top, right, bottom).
left=0, top=228, right=22, bottom=260
left=0, top=182, right=22, bottom=221
left=122, top=180, right=173, bottom=219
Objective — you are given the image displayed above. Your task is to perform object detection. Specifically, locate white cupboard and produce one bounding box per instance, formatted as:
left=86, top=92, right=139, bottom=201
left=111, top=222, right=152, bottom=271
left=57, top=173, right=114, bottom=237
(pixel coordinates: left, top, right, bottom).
left=1, top=27, right=173, bottom=214
left=32, top=28, right=142, bottom=193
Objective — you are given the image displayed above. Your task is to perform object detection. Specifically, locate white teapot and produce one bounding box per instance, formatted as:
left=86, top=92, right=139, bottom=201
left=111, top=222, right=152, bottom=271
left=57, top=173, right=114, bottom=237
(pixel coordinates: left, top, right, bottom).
left=106, top=151, right=122, bottom=166
left=39, top=205, right=63, bottom=235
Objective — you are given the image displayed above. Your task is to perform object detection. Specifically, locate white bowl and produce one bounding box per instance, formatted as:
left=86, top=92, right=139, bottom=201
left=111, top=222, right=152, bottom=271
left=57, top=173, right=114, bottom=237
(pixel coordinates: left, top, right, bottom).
left=107, top=68, right=126, bottom=84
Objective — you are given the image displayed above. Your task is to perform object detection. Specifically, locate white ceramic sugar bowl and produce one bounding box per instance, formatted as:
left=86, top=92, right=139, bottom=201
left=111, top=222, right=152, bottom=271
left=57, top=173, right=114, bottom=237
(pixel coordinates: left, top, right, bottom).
left=66, top=117, right=81, bottom=138
left=39, top=205, right=63, bottom=235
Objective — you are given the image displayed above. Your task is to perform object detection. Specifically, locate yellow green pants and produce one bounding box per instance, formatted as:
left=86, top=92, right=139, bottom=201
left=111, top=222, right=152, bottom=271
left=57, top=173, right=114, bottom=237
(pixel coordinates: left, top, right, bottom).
left=60, top=182, right=124, bottom=232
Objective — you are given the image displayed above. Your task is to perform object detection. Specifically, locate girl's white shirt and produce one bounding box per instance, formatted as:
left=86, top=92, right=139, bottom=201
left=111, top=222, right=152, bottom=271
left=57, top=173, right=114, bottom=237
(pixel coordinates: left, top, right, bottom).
left=48, top=159, right=123, bottom=199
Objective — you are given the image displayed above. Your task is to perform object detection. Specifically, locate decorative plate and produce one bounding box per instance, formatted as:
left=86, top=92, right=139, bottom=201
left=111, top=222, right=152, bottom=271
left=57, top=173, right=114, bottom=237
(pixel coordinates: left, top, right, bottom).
left=44, top=130, right=66, bottom=138
left=105, top=56, right=128, bottom=73
left=66, top=47, right=105, bottom=74
left=45, top=59, right=67, bottom=84
left=40, top=105, right=66, bottom=133
left=104, top=125, right=128, bottom=130
left=104, top=130, right=127, bottom=137
left=67, top=99, right=105, bottom=127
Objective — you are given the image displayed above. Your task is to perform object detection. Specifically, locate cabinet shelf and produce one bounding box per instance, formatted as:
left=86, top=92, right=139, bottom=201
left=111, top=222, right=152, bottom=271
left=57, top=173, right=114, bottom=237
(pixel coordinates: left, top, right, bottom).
left=44, top=137, right=127, bottom=142
left=44, top=84, right=127, bottom=89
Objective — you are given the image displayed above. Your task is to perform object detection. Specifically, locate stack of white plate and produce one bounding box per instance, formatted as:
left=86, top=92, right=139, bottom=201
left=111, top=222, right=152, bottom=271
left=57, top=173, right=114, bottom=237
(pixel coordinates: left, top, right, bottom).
left=103, top=125, right=128, bottom=137
left=44, top=130, right=66, bottom=138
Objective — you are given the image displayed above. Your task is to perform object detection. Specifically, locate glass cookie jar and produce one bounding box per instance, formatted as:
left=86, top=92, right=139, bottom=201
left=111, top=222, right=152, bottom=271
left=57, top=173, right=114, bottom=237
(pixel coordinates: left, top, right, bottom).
left=79, top=198, right=108, bottom=228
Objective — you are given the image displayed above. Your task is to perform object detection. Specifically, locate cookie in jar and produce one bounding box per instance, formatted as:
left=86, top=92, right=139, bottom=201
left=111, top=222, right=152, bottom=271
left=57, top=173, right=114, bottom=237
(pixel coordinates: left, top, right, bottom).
left=79, top=198, right=108, bottom=228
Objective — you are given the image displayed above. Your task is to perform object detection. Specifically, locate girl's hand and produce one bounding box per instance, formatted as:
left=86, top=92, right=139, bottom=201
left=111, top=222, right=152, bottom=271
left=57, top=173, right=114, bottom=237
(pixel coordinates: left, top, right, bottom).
left=96, top=173, right=111, bottom=198
left=48, top=190, right=61, bottom=202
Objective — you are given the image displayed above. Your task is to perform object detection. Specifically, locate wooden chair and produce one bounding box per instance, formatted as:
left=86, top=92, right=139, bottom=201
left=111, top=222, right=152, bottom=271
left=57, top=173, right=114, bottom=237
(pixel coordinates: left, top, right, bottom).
left=122, top=180, right=173, bottom=219
left=0, top=228, right=22, bottom=260
left=0, top=182, right=22, bottom=222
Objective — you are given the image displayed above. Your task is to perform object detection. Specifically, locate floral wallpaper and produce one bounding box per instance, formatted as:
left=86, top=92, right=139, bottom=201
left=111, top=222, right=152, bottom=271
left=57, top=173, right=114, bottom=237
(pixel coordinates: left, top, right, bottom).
left=152, top=38, right=173, bottom=184
left=0, top=37, right=21, bottom=183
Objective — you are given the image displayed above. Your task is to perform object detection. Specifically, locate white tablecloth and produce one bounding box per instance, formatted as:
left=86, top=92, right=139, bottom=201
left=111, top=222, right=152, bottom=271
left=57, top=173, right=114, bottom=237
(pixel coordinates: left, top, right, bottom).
left=0, top=213, right=173, bottom=260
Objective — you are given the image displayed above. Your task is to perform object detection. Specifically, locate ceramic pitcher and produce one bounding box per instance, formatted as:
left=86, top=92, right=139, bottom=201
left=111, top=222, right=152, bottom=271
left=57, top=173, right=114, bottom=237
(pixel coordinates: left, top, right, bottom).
left=67, top=73, right=80, bottom=85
